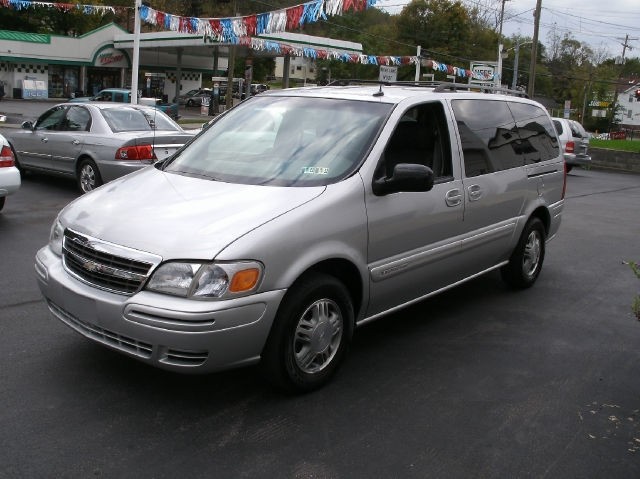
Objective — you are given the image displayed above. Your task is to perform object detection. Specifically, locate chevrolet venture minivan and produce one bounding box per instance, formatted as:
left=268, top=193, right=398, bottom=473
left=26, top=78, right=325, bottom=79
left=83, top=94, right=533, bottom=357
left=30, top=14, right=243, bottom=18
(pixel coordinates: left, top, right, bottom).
left=35, top=82, right=565, bottom=392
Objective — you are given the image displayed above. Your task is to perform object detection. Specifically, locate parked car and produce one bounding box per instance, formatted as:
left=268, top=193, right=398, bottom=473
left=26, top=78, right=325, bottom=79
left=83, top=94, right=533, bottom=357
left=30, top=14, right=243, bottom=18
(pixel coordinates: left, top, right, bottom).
left=35, top=83, right=565, bottom=392
left=0, top=132, right=21, bottom=212
left=70, top=88, right=180, bottom=120
left=175, top=88, right=212, bottom=107
left=5, top=103, right=194, bottom=193
left=552, top=117, right=591, bottom=172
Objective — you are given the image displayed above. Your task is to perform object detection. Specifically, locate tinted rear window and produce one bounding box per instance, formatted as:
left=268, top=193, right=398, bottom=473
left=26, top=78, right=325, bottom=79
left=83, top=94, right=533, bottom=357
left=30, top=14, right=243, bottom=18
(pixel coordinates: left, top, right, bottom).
left=101, top=107, right=180, bottom=132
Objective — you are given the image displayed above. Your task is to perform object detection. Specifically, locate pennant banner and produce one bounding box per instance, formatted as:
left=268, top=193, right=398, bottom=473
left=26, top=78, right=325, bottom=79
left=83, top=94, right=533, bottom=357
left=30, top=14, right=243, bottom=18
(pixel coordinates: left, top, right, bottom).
left=138, top=0, right=374, bottom=41
left=0, top=0, right=120, bottom=15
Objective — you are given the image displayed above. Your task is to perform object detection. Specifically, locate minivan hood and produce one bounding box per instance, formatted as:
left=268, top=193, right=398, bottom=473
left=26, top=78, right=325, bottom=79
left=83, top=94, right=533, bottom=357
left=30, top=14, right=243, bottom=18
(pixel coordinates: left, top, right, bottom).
left=59, top=167, right=325, bottom=259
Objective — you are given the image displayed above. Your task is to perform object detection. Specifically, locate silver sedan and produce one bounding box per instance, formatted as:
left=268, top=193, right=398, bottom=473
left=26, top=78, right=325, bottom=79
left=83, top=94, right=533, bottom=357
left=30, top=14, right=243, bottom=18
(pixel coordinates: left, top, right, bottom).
left=5, top=103, right=195, bottom=193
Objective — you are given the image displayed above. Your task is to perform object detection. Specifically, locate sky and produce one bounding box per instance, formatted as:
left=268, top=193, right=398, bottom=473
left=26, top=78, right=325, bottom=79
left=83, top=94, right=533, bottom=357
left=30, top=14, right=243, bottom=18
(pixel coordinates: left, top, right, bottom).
left=373, top=0, right=640, bottom=60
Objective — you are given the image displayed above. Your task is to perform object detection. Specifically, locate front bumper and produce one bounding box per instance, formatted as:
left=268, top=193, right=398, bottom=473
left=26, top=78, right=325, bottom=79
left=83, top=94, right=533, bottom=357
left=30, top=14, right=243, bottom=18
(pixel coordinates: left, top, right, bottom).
left=35, top=245, right=285, bottom=373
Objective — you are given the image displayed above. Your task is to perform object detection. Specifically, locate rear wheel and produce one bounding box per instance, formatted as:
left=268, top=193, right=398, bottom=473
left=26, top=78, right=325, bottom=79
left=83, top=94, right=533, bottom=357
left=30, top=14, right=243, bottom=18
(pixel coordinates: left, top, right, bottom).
left=186, top=99, right=194, bottom=107
left=77, top=159, right=103, bottom=193
left=261, top=273, right=354, bottom=393
left=501, top=217, right=546, bottom=289
left=0, top=196, right=5, bottom=212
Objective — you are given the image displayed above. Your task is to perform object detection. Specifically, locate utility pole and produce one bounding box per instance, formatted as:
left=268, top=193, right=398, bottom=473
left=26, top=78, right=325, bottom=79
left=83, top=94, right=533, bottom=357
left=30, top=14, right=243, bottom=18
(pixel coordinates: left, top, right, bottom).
left=495, top=0, right=508, bottom=88
left=527, top=0, right=542, bottom=98
left=610, top=34, right=638, bottom=130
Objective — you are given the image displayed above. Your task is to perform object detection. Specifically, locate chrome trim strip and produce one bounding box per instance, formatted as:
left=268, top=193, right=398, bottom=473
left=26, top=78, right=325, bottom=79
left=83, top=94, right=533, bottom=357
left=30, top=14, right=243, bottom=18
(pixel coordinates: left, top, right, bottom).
left=370, top=222, right=515, bottom=283
left=64, top=229, right=163, bottom=265
left=370, top=240, right=460, bottom=282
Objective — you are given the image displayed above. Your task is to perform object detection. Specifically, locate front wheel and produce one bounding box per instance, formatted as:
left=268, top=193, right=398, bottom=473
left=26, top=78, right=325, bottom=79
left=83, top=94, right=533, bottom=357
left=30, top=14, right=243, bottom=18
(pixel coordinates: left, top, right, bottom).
left=77, top=159, right=103, bottom=193
left=501, top=217, right=546, bottom=289
left=261, top=273, right=354, bottom=393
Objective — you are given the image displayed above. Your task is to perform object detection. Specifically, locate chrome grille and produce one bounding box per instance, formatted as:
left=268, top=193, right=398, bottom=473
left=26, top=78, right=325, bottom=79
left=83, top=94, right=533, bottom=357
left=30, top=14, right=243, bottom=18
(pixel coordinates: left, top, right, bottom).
left=63, top=229, right=159, bottom=295
left=48, top=300, right=153, bottom=358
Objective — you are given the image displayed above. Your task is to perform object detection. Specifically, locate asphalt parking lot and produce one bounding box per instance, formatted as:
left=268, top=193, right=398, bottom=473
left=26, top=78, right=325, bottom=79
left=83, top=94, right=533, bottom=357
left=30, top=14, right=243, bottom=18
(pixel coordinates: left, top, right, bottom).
left=0, top=139, right=639, bottom=475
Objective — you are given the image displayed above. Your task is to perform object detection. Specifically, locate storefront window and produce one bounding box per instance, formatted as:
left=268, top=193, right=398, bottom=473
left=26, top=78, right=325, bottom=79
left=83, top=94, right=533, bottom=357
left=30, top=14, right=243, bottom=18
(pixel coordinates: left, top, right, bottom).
left=86, top=68, right=121, bottom=96
left=48, top=66, right=79, bottom=98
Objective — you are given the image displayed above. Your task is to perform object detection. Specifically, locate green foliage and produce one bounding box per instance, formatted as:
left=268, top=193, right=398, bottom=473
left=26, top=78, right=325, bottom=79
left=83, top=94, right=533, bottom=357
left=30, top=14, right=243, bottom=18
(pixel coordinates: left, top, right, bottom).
left=590, top=139, right=640, bottom=153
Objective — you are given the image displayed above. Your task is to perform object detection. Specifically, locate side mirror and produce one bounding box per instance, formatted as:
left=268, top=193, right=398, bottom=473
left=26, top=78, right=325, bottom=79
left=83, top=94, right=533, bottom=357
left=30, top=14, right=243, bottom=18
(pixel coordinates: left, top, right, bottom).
left=21, top=121, right=34, bottom=130
left=373, top=163, right=435, bottom=196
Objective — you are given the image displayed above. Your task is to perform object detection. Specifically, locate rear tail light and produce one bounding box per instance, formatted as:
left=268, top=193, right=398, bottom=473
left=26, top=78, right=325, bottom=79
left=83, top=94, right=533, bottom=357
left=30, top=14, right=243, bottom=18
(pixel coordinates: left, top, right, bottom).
left=115, top=144, right=156, bottom=160
left=565, top=141, right=574, bottom=154
left=0, top=145, right=15, bottom=168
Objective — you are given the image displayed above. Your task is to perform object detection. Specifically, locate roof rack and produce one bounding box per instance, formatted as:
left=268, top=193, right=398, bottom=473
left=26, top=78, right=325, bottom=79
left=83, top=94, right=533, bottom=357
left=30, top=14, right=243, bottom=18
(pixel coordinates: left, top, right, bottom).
left=433, top=82, right=529, bottom=98
left=327, top=79, right=441, bottom=88
left=326, top=79, right=529, bottom=98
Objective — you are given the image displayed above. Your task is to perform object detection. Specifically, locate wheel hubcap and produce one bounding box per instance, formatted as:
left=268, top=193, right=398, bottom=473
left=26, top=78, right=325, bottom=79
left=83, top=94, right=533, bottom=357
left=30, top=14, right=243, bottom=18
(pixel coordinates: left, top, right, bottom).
left=80, top=165, right=96, bottom=192
left=522, top=230, right=542, bottom=278
left=293, top=299, right=343, bottom=374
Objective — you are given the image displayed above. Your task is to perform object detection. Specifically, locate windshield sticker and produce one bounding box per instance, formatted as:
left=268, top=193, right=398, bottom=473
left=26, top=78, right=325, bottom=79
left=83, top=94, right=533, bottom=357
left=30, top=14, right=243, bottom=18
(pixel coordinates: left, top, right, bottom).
left=301, top=167, right=329, bottom=175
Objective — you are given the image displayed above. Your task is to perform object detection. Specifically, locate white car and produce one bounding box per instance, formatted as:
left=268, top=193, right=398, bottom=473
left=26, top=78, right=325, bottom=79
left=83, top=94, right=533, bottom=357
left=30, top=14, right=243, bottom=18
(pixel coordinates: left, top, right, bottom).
left=0, top=132, right=21, bottom=212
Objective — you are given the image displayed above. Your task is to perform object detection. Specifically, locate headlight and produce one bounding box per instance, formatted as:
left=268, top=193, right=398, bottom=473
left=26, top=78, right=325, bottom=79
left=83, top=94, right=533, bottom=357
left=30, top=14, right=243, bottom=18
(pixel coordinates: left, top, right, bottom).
left=146, top=261, right=263, bottom=299
left=49, top=219, right=64, bottom=256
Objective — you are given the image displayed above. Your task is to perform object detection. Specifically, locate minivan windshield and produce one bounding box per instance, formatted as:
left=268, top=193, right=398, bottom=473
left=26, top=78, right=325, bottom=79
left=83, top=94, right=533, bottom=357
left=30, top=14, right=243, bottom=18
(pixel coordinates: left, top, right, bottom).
left=163, top=96, right=391, bottom=186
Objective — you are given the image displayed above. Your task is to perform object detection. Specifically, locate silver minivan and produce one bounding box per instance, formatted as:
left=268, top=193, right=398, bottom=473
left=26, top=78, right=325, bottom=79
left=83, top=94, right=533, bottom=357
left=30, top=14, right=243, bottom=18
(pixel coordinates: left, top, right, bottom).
left=35, top=83, right=565, bottom=392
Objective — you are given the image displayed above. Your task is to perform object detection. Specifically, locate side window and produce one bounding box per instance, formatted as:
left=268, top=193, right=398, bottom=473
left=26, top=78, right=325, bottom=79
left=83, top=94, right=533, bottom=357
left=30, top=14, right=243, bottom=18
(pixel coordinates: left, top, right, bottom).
left=378, top=102, right=452, bottom=182
left=114, top=92, right=125, bottom=102
left=34, top=106, right=67, bottom=131
left=64, top=106, right=91, bottom=131
left=508, top=102, right=559, bottom=164
left=553, top=119, right=563, bottom=136
left=451, top=99, right=522, bottom=177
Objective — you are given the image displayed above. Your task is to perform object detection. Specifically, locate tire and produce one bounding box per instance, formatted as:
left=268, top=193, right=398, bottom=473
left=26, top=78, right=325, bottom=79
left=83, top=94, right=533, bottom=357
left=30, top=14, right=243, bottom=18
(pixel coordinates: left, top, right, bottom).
left=261, top=273, right=354, bottom=393
left=501, top=217, right=546, bottom=289
left=186, top=99, right=194, bottom=107
left=566, top=164, right=573, bottom=173
left=77, top=159, right=103, bottom=193
left=0, top=196, right=5, bottom=212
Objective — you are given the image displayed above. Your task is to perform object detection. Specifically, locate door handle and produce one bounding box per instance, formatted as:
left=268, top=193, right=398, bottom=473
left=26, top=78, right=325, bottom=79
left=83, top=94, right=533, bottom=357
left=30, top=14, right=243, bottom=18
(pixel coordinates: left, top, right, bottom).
left=445, top=189, right=463, bottom=207
left=467, top=184, right=483, bottom=201
left=72, top=140, right=80, bottom=145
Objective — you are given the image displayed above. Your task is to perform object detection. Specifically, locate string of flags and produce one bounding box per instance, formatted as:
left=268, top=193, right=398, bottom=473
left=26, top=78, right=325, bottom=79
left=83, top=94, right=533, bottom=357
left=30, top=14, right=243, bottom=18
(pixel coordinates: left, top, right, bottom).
left=0, top=0, right=473, bottom=78
left=0, top=0, right=123, bottom=15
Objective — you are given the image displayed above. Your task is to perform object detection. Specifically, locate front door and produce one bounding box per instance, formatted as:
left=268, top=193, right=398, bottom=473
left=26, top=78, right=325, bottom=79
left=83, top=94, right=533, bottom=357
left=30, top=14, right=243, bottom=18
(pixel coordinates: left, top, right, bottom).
left=365, top=102, right=466, bottom=317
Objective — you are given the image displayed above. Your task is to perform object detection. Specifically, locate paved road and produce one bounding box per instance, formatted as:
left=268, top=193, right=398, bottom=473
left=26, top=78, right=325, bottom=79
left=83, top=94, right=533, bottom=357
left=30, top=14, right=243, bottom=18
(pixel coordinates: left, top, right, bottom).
left=1, top=168, right=639, bottom=477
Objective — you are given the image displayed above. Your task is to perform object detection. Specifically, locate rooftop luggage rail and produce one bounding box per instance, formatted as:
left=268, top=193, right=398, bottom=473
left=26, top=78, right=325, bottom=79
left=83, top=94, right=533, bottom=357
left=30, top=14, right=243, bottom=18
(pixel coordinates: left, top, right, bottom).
left=326, top=79, right=529, bottom=98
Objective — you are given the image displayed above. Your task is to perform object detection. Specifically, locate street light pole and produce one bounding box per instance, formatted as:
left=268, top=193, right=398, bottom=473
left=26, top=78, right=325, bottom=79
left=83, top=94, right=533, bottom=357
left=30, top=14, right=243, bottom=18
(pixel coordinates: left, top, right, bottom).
left=511, top=41, right=532, bottom=90
left=130, top=0, right=141, bottom=104
left=496, top=0, right=507, bottom=88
